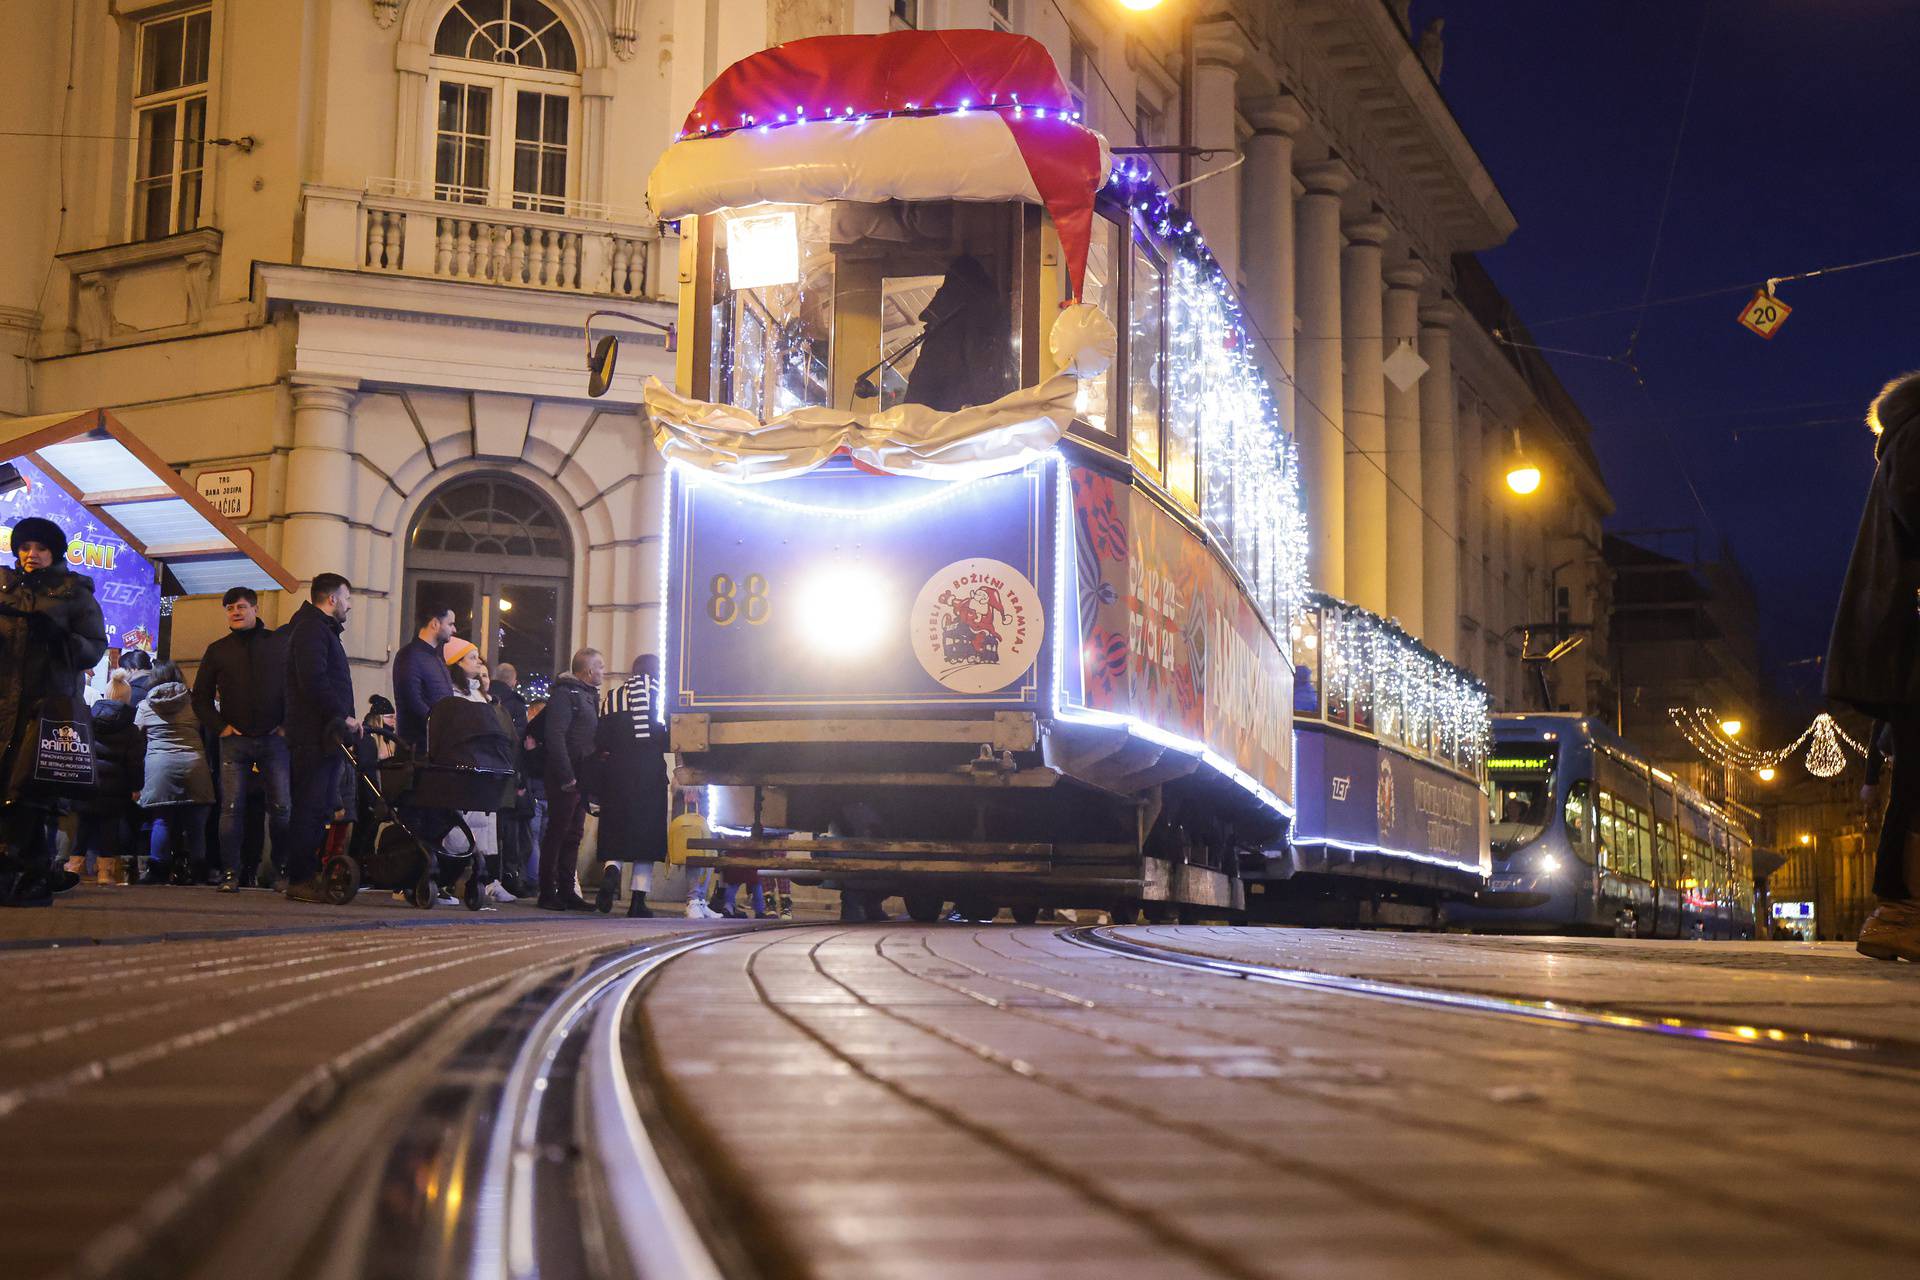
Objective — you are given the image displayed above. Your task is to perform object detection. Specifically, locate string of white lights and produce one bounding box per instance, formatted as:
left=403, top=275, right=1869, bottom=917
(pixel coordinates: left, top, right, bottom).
left=1668, top=706, right=1866, bottom=779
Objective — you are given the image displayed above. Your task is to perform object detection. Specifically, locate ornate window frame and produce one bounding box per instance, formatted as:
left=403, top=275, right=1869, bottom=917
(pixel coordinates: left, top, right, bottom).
left=390, top=0, right=615, bottom=210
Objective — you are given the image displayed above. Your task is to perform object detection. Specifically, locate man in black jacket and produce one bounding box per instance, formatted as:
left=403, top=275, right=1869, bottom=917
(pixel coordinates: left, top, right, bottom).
left=393, top=604, right=457, bottom=753
left=281, top=573, right=360, bottom=903
left=537, top=648, right=604, bottom=911
left=490, top=663, right=534, bottom=896
left=193, top=586, right=291, bottom=891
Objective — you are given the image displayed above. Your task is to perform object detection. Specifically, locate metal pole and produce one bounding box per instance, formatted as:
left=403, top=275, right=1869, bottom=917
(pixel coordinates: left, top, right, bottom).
left=1178, top=14, right=1194, bottom=188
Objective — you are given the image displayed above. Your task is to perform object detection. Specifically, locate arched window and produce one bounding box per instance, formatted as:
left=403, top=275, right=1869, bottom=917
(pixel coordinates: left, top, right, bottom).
left=406, top=474, right=573, bottom=689
left=429, top=1, right=581, bottom=213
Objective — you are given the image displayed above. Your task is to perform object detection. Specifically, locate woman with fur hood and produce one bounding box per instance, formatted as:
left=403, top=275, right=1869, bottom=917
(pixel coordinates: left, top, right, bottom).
left=136, top=662, right=218, bottom=888
left=0, top=516, right=108, bottom=907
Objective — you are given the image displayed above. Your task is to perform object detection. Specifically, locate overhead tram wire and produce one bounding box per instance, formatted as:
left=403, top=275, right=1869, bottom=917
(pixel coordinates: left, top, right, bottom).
left=1516, top=245, right=1920, bottom=330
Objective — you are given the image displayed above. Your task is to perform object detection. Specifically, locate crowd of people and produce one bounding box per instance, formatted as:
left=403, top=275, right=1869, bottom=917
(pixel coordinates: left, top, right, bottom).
left=0, top=523, right=746, bottom=915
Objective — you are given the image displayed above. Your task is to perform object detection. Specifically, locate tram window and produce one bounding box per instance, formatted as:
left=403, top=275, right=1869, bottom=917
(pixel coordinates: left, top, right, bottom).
left=1163, top=270, right=1199, bottom=510
left=1071, top=217, right=1120, bottom=443
left=1128, top=237, right=1165, bottom=476
left=1321, top=620, right=1349, bottom=726
left=709, top=204, right=834, bottom=415
left=1564, top=780, right=1591, bottom=855
left=1656, top=820, right=1678, bottom=883
left=1491, top=774, right=1553, bottom=853
left=1291, top=607, right=1322, bottom=717
left=1350, top=643, right=1374, bottom=735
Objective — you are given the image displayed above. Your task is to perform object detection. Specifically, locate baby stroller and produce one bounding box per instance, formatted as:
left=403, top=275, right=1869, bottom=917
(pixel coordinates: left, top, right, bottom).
left=320, top=738, right=512, bottom=910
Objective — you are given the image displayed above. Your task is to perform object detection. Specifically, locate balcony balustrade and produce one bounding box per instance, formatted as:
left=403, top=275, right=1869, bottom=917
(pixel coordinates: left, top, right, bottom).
left=303, top=182, right=662, bottom=300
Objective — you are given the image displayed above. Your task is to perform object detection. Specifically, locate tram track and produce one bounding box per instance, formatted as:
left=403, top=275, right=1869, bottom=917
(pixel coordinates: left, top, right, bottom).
left=1062, top=925, right=1920, bottom=1076
left=73, top=924, right=786, bottom=1280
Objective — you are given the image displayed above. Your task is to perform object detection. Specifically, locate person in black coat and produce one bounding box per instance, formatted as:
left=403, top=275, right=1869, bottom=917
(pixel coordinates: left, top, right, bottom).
left=393, top=604, right=457, bottom=754
left=193, top=586, right=292, bottom=885
left=0, top=517, right=108, bottom=906
left=590, top=655, right=669, bottom=917
left=281, top=574, right=361, bottom=902
left=490, top=663, right=534, bottom=895
left=536, top=648, right=604, bottom=911
left=1829, top=371, right=1920, bottom=960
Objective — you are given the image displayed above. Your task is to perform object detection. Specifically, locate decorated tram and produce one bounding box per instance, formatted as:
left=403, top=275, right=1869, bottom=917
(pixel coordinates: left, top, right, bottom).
left=597, top=30, right=1490, bottom=922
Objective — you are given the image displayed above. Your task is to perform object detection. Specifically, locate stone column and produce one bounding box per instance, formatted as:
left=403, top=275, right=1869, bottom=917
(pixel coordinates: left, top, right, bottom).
left=282, top=379, right=358, bottom=595
left=1418, top=302, right=1460, bottom=661
left=1293, top=161, right=1351, bottom=598
left=1382, top=262, right=1425, bottom=636
left=1457, top=395, right=1486, bottom=674
left=1341, top=213, right=1391, bottom=617
left=1190, top=24, right=1246, bottom=285
left=1241, top=98, right=1304, bottom=408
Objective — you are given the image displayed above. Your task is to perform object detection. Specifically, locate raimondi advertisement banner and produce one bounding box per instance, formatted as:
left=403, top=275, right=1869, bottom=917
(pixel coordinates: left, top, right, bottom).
left=1068, top=465, right=1293, bottom=801
left=0, top=457, right=160, bottom=655
left=666, top=458, right=1052, bottom=713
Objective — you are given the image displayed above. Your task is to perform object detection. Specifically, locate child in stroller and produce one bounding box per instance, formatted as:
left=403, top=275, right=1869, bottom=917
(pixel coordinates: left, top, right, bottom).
left=318, top=643, right=514, bottom=908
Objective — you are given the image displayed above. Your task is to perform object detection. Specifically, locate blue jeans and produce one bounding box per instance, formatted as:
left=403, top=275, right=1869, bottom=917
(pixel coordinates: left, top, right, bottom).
left=285, top=748, right=346, bottom=886
left=149, top=804, right=209, bottom=873
left=219, top=733, right=292, bottom=877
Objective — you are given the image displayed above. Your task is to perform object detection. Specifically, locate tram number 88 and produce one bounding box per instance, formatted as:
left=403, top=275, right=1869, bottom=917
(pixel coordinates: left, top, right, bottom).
left=708, top=572, right=771, bottom=626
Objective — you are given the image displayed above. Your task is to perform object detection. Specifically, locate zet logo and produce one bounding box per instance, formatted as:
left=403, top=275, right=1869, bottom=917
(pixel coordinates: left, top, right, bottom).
left=911, top=558, right=1044, bottom=694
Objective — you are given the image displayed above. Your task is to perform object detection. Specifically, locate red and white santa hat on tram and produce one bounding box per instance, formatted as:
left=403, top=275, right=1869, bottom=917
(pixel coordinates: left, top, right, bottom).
left=646, top=29, right=1114, bottom=301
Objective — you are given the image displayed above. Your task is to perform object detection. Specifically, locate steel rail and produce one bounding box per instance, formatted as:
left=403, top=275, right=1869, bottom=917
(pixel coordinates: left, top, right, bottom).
left=468, top=927, right=759, bottom=1280
left=1060, top=925, right=1920, bottom=1074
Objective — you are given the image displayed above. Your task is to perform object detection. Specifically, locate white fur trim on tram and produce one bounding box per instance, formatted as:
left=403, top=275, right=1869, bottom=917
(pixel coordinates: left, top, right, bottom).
left=643, top=372, right=1080, bottom=483
left=647, top=113, right=1111, bottom=220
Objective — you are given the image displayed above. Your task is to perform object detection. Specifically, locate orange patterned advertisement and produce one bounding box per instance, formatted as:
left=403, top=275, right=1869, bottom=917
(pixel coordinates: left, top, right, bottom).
left=1069, top=465, right=1292, bottom=800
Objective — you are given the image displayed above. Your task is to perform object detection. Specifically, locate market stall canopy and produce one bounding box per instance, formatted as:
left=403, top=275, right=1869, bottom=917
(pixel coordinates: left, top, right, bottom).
left=0, top=408, right=295, bottom=596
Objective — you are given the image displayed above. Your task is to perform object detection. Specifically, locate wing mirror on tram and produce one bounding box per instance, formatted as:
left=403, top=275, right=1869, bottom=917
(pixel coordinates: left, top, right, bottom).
left=583, top=310, right=678, bottom=399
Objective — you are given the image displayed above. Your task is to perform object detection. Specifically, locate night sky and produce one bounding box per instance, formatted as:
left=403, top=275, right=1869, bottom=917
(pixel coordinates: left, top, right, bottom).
left=1423, top=0, right=1920, bottom=706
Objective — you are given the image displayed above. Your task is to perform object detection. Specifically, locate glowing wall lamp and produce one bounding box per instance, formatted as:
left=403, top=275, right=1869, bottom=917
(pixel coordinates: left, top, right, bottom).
left=1504, top=428, right=1542, bottom=496
left=1756, top=765, right=1776, bottom=782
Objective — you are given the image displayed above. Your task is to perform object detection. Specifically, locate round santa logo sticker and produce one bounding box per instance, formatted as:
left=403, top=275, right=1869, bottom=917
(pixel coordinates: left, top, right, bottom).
left=911, top=559, right=1045, bottom=694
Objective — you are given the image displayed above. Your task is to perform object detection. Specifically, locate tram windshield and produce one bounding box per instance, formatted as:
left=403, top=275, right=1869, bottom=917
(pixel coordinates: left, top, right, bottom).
left=1487, top=746, right=1558, bottom=853
left=706, top=200, right=1026, bottom=416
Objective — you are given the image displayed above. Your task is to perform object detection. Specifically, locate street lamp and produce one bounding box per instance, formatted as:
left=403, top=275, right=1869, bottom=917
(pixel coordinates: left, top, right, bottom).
left=1798, top=832, right=1812, bottom=846
left=1720, top=718, right=1744, bottom=739
left=1504, top=428, right=1541, bottom=496
left=1756, top=765, right=1776, bottom=782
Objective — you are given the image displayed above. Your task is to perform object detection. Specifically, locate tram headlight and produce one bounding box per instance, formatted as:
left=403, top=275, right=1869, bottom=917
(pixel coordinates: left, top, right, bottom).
left=795, top=566, right=893, bottom=659
left=1537, top=853, right=1561, bottom=875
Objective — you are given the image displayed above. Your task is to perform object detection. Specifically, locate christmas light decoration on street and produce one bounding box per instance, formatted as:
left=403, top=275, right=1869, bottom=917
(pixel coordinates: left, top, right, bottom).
left=1670, top=707, right=1867, bottom=779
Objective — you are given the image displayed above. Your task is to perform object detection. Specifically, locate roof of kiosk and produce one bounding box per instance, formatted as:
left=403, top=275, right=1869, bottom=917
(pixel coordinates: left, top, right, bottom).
left=1, top=408, right=295, bottom=595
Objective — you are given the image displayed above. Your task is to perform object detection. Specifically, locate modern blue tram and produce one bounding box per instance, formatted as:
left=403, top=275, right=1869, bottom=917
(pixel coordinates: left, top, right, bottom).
left=1446, top=714, right=1757, bottom=939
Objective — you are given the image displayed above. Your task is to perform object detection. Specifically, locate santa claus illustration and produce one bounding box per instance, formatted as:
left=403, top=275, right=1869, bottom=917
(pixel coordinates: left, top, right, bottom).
left=942, top=584, right=1011, bottom=664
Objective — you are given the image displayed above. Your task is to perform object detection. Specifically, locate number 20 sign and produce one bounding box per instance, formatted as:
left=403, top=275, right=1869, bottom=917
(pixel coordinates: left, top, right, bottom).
left=1737, top=289, right=1791, bottom=339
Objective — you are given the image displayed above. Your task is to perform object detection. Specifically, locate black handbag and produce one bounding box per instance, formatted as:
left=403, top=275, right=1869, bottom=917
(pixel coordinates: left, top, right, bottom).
left=31, top=695, right=96, bottom=794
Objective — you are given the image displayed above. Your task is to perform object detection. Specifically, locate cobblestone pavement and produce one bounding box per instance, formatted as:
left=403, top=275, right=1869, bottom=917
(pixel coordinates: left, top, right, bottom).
left=1114, top=926, right=1920, bottom=1040
left=0, top=886, right=721, bottom=1280
left=642, top=926, right=1920, bottom=1280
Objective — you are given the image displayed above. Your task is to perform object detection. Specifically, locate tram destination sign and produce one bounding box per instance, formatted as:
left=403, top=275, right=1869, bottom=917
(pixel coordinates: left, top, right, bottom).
left=1487, top=753, right=1556, bottom=772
